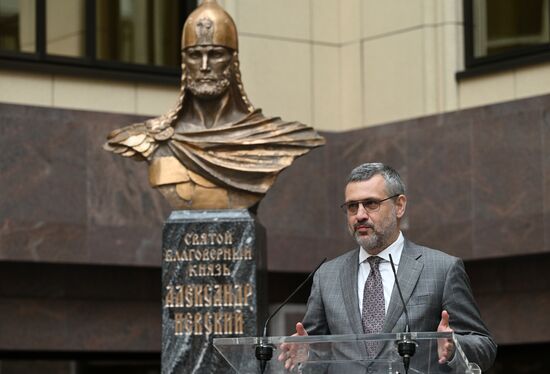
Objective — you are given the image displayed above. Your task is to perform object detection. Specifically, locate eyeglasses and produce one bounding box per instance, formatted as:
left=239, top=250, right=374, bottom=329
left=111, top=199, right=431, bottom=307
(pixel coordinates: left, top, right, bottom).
left=340, top=194, right=399, bottom=215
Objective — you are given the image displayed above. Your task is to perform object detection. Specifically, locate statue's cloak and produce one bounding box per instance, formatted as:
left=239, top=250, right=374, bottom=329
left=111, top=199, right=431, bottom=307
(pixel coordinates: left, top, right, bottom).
left=105, top=108, right=325, bottom=196
left=168, top=109, right=325, bottom=194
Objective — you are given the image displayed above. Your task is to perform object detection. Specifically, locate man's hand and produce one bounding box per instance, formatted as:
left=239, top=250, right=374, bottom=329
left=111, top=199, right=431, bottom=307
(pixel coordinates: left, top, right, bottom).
left=437, top=310, right=455, bottom=364
left=278, top=322, right=309, bottom=370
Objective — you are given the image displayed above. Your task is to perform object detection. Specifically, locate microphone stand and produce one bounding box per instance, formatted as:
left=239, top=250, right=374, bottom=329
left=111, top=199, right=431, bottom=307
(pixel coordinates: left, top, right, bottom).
left=389, top=254, right=417, bottom=374
left=255, top=258, right=327, bottom=374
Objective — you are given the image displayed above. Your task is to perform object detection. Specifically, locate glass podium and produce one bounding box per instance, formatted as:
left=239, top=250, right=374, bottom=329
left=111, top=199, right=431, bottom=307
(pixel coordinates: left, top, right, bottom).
left=214, top=332, right=482, bottom=373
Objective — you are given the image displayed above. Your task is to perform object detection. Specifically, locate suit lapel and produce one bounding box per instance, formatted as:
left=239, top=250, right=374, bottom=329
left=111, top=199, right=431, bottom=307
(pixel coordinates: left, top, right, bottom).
left=382, top=240, right=424, bottom=333
left=340, top=249, right=364, bottom=334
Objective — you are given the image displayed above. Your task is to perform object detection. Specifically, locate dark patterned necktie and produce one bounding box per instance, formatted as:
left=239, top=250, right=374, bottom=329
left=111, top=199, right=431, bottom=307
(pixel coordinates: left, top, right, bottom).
left=362, top=256, right=385, bottom=357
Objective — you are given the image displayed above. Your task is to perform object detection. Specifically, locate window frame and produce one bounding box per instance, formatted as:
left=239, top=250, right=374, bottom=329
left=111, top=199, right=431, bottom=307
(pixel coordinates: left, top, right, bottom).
left=460, top=0, right=550, bottom=79
left=0, top=0, right=196, bottom=85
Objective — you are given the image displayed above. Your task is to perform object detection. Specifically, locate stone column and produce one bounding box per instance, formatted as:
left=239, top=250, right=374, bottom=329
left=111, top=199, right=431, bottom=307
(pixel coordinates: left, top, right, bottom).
left=161, top=209, right=267, bottom=373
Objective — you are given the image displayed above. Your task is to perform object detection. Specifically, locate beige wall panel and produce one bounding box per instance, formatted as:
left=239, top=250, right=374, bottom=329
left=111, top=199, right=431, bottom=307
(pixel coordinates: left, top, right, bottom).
left=136, top=84, right=180, bottom=116
left=422, top=25, right=439, bottom=116
left=53, top=77, right=135, bottom=114
left=217, top=0, right=238, bottom=22
left=515, top=63, right=550, bottom=100
left=0, top=71, right=53, bottom=107
left=362, top=0, right=424, bottom=38
left=340, top=0, right=361, bottom=43
left=363, top=30, right=424, bottom=126
left=312, top=45, right=340, bottom=131
left=312, top=0, right=340, bottom=44
left=442, top=0, right=463, bottom=23
left=458, top=72, right=515, bottom=110
left=441, top=24, right=463, bottom=111
left=421, top=0, right=461, bottom=25
left=238, top=36, right=312, bottom=125
left=235, top=0, right=310, bottom=40
left=422, top=0, right=438, bottom=25
left=421, top=23, right=461, bottom=115
left=340, top=43, right=362, bottom=130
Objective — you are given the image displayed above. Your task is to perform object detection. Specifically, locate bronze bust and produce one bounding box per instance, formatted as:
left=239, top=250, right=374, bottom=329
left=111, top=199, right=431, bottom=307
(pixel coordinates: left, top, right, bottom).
left=104, top=0, right=325, bottom=210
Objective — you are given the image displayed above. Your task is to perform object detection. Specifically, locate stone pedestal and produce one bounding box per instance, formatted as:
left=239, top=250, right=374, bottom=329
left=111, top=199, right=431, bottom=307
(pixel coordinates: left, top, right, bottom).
left=161, top=210, right=267, bottom=374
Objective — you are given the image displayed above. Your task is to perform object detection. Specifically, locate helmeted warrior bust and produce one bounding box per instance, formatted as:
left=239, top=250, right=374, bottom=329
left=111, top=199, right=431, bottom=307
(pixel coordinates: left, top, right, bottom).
left=104, top=0, right=324, bottom=209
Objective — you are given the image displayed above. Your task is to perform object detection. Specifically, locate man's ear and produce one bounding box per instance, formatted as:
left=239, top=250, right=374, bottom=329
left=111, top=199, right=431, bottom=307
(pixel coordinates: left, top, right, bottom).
left=395, top=194, right=407, bottom=218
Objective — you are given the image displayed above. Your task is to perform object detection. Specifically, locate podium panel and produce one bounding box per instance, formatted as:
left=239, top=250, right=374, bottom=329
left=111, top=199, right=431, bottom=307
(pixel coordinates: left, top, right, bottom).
left=214, top=332, right=482, bottom=374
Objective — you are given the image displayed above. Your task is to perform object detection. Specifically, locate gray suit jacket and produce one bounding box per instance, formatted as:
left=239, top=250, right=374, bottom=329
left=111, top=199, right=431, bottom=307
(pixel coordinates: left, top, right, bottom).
left=302, top=240, right=497, bottom=372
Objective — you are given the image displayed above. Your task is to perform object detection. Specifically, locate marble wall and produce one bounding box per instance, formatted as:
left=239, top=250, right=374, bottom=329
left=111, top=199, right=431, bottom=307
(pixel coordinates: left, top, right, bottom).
left=0, top=261, right=160, bottom=351
left=260, top=94, right=550, bottom=272
left=2, top=94, right=550, bottom=270
left=0, top=104, right=168, bottom=266
left=1, top=93, right=550, bottom=348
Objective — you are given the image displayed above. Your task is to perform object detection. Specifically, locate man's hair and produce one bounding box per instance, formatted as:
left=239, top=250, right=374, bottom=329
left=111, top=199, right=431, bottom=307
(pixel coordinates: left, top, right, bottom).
left=347, top=163, right=406, bottom=196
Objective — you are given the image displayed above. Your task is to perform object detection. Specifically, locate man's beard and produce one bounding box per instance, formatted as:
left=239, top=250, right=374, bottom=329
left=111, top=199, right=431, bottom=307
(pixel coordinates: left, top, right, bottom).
left=186, top=67, right=231, bottom=99
left=353, top=225, right=384, bottom=253
left=349, top=212, right=398, bottom=254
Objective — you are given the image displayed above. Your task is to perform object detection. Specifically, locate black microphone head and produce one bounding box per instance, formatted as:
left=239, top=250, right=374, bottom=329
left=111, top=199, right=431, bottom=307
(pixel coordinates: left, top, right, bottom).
left=397, top=338, right=416, bottom=357
left=255, top=344, right=273, bottom=360
left=397, top=336, right=417, bottom=374
left=255, top=344, right=273, bottom=374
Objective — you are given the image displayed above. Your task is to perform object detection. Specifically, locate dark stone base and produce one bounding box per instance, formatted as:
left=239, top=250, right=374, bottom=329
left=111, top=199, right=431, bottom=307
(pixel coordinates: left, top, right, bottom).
left=161, top=210, right=267, bottom=374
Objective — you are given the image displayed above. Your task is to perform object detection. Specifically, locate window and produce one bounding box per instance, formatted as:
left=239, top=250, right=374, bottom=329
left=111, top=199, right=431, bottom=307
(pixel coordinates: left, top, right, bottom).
left=96, top=0, right=182, bottom=67
left=0, top=0, right=36, bottom=53
left=464, top=0, right=550, bottom=71
left=0, top=0, right=196, bottom=83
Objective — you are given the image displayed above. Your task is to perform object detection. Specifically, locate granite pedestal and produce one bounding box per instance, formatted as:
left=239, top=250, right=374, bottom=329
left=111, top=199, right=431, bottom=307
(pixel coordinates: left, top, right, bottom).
left=161, top=210, right=267, bottom=373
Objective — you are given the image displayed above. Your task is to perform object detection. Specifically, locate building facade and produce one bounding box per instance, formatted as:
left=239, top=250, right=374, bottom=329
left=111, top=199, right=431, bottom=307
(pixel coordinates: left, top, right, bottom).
left=1, top=1, right=549, bottom=373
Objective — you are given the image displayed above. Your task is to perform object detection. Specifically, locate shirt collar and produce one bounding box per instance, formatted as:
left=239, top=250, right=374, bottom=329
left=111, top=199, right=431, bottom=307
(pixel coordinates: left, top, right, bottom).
left=359, top=231, right=404, bottom=265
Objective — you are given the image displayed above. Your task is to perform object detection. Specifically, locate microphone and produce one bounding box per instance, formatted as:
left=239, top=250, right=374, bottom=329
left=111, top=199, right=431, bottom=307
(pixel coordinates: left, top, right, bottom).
left=255, top=257, right=327, bottom=374
left=389, top=254, right=417, bottom=374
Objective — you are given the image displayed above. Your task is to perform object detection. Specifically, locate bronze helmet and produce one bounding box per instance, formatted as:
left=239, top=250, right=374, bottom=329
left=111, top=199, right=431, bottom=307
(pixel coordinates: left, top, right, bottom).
left=182, top=0, right=238, bottom=51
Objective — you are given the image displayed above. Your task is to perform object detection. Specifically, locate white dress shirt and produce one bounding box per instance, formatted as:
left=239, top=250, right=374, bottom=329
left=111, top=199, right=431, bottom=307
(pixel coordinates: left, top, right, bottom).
left=358, top=231, right=404, bottom=315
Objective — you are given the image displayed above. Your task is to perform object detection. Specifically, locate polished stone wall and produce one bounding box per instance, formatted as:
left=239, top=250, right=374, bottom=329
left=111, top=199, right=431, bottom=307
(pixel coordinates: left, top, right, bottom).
left=1, top=94, right=550, bottom=350
left=0, top=262, right=160, bottom=352
left=3, top=97, right=550, bottom=269
left=0, top=104, right=167, bottom=267
left=261, top=95, right=550, bottom=271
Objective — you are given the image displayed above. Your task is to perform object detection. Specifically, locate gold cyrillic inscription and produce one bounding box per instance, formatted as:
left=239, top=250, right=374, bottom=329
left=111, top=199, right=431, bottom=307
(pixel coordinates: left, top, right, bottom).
left=165, top=283, right=253, bottom=308
left=187, top=263, right=231, bottom=277
left=164, top=247, right=253, bottom=262
left=165, top=228, right=254, bottom=337
left=174, top=311, right=245, bottom=336
left=182, top=231, right=233, bottom=246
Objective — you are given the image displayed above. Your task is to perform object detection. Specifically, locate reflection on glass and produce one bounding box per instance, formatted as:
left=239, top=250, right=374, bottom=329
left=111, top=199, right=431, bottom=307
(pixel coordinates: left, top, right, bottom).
left=46, top=0, right=86, bottom=57
left=96, top=0, right=181, bottom=67
left=473, top=0, right=550, bottom=58
left=0, top=0, right=36, bottom=53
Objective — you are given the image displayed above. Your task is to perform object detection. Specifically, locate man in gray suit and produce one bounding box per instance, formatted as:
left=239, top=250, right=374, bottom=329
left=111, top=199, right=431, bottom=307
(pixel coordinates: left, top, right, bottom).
left=279, top=163, right=496, bottom=372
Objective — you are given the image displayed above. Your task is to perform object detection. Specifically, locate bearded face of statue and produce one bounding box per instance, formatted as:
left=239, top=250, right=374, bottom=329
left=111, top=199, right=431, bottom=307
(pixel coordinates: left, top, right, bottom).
left=183, top=45, right=233, bottom=99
